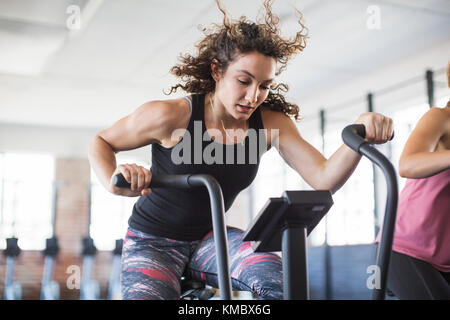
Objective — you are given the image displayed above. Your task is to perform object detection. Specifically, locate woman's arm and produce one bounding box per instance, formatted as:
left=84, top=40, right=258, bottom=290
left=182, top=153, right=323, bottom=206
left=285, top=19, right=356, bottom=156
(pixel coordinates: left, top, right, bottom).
left=398, top=107, right=450, bottom=179
left=266, top=110, right=393, bottom=193
left=88, top=100, right=181, bottom=196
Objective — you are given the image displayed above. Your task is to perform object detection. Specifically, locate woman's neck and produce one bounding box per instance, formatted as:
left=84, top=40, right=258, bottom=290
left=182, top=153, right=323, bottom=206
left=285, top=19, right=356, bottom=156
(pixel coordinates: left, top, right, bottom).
left=205, top=92, right=249, bottom=144
left=206, top=92, right=247, bottom=129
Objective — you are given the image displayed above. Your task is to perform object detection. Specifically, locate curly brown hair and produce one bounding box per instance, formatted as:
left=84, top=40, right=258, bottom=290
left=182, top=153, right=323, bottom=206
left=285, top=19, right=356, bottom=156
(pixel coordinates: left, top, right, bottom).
left=166, top=0, right=308, bottom=121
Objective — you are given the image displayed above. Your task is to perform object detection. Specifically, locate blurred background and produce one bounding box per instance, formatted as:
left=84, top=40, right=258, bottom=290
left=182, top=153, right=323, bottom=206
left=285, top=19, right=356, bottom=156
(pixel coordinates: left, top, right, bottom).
left=0, top=0, right=449, bottom=300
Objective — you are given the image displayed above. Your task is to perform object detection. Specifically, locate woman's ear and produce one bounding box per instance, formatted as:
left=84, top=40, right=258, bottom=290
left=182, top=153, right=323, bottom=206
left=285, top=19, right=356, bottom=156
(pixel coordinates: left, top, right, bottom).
left=211, top=58, right=221, bottom=82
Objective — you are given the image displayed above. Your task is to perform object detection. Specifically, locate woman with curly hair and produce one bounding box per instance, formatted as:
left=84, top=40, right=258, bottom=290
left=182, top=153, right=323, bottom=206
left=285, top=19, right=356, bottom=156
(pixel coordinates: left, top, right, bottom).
left=89, top=0, right=393, bottom=300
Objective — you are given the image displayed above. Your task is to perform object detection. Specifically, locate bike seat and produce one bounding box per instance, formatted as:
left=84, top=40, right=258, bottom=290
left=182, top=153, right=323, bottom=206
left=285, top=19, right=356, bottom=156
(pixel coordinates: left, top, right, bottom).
left=180, top=274, right=215, bottom=300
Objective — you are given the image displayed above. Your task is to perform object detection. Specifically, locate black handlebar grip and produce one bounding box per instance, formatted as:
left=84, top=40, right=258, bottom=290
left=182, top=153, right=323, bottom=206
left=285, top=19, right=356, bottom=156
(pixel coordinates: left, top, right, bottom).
left=113, top=173, right=131, bottom=188
left=342, top=124, right=367, bottom=153
left=342, top=124, right=394, bottom=154
left=113, top=173, right=194, bottom=189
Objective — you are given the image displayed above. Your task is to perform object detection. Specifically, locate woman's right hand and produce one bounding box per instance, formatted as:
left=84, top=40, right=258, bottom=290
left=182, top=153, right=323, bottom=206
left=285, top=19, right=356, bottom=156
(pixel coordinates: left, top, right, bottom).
left=109, top=164, right=152, bottom=197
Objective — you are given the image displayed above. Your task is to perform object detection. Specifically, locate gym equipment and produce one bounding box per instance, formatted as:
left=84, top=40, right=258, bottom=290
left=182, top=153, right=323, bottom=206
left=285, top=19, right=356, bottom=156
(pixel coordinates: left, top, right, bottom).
left=80, top=237, right=100, bottom=300
left=114, top=124, right=397, bottom=300
left=342, top=124, right=398, bottom=300
left=80, top=184, right=100, bottom=300
left=114, top=173, right=232, bottom=300
left=3, top=180, right=22, bottom=300
left=107, top=239, right=123, bottom=300
left=41, top=238, right=59, bottom=300
left=40, top=182, right=60, bottom=300
left=243, top=191, right=333, bottom=300
left=3, top=237, right=22, bottom=300
left=180, top=275, right=215, bottom=300
left=243, top=124, right=397, bottom=300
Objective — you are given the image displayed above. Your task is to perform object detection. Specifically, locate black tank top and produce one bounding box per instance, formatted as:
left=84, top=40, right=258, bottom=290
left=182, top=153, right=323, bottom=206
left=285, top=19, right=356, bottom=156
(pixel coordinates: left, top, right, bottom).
left=128, top=93, right=267, bottom=240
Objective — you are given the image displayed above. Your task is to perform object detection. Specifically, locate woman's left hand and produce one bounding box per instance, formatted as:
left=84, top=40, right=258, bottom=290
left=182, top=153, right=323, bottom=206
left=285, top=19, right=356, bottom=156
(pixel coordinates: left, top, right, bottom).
left=354, top=112, right=394, bottom=144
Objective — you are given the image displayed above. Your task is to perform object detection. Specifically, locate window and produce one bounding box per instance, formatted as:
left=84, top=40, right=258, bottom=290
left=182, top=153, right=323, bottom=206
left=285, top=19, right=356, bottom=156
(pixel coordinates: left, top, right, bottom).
left=250, top=148, right=288, bottom=219
left=389, top=102, right=429, bottom=189
left=250, top=108, right=378, bottom=247
left=391, top=95, right=450, bottom=187
left=321, top=113, right=376, bottom=246
left=90, top=157, right=150, bottom=251
left=0, top=152, right=55, bottom=250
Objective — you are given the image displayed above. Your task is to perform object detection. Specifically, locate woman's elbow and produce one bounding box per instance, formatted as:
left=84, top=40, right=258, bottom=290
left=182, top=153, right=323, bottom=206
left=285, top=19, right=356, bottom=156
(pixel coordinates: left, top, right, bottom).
left=398, top=167, right=410, bottom=178
left=398, top=157, right=416, bottom=178
left=312, top=181, right=339, bottom=195
left=88, top=134, right=116, bottom=160
left=88, top=134, right=102, bottom=152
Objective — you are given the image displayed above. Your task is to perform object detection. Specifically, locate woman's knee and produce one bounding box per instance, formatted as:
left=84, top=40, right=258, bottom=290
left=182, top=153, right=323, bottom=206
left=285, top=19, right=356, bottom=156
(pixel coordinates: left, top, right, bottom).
left=250, top=275, right=283, bottom=300
left=233, top=252, right=283, bottom=300
left=121, top=271, right=181, bottom=300
left=121, top=250, right=183, bottom=300
left=120, top=228, right=189, bottom=300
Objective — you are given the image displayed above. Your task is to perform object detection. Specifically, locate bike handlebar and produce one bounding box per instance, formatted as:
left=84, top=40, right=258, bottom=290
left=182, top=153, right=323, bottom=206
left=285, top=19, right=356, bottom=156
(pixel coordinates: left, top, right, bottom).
left=113, top=173, right=232, bottom=300
left=113, top=173, right=193, bottom=189
left=342, top=124, right=398, bottom=300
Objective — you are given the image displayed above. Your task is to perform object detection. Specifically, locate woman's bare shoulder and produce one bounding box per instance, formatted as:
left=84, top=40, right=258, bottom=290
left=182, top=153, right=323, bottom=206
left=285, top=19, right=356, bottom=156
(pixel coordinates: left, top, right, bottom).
left=404, top=106, right=450, bottom=151
left=112, top=96, right=191, bottom=148
left=260, top=107, right=291, bottom=129
left=422, top=107, right=450, bottom=130
left=426, top=106, right=450, bottom=119
left=139, top=96, right=191, bottom=130
left=142, top=96, right=190, bottom=118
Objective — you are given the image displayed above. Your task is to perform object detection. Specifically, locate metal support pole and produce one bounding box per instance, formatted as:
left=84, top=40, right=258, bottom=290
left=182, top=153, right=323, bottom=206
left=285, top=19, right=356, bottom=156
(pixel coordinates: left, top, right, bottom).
left=282, top=225, right=309, bottom=300
left=0, top=153, right=4, bottom=227
left=368, top=93, right=380, bottom=236
left=426, top=70, right=434, bottom=108
left=87, top=184, right=92, bottom=237
left=358, top=145, right=399, bottom=300
left=320, top=109, right=333, bottom=300
left=50, top=182, right=58, bottom=237
left=342, top=124, right=399, bottom=300
left=188, top=175, right=232, bottom=300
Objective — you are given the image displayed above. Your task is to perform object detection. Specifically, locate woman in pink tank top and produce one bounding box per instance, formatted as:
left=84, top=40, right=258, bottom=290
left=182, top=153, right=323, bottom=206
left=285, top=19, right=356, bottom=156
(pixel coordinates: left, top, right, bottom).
left=384, top=62, right=450, bottom=299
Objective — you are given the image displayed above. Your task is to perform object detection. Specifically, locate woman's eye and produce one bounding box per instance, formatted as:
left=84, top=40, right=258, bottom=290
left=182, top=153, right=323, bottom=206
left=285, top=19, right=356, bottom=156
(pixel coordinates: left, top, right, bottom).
left=238, top=80, right=269, bottom=90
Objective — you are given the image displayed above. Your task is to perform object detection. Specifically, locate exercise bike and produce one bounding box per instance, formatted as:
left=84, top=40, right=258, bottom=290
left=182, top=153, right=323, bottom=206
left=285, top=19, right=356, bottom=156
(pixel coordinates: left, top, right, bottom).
left=114, top=124, right=397, bottom=300
left=80, top=184, right=100, bottom=300
left=114, top=173, right=232, bottom=300
left=3, top=237, right=22, bottom=300
left=107, top=239, right=123, bottom=300
left=243, top=124, right=397, bottom=300
left=40, top=182, right=60, bottom=300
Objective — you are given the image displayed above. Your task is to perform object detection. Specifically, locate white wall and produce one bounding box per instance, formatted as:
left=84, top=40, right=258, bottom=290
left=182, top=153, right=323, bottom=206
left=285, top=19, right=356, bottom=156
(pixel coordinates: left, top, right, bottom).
left=300, top=39, right=450, bottom=120
left=0, top=122, right=149, bottom=162
left=0, top=40, right=448, bottom=162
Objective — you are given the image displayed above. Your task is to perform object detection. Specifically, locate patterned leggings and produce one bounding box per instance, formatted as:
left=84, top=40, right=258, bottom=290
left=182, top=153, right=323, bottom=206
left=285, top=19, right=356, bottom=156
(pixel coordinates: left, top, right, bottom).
left=121, top=226, right=283, bottom=300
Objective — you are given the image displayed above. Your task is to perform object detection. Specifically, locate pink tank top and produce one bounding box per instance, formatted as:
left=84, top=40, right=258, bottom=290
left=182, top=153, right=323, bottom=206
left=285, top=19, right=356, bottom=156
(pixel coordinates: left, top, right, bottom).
left=377, top=169, right=450, bottom=272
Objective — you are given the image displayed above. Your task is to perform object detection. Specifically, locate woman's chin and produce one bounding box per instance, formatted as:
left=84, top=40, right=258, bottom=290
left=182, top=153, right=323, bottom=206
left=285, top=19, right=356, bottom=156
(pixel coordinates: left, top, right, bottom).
left=232, top=105, right=254, bottom=119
